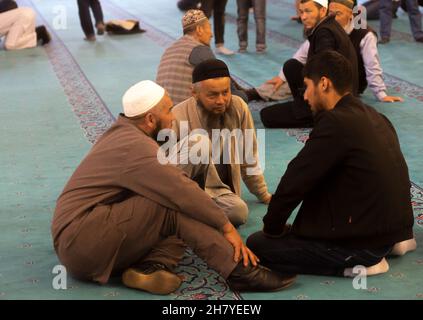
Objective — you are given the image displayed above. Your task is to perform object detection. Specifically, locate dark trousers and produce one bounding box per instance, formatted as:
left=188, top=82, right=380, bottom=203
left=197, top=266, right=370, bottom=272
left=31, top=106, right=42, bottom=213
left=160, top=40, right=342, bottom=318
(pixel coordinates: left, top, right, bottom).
left=201, top=0, right=228, bottom=44
left=247, top=231, right=393, bottom=276
left=77, top=0, right=104, bottom=37
left=260, top=59, right=313, bottom=128
left=56, top=195, right=237, bottom=284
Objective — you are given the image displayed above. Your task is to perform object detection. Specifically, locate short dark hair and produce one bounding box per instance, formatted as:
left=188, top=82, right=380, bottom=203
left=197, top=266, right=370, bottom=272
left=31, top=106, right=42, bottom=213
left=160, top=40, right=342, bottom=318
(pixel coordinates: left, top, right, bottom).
left=303, top=50, right=353, bottom=94
left=300, top=0, right=324, bottom=10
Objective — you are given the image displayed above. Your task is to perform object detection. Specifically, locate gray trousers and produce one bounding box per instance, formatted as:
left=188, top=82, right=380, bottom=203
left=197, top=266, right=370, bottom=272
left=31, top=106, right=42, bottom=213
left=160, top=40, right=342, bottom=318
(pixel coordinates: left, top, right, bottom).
left=56, top=195, right=238, bottom=284
left=236, top=0, right=266, bottom=49
left=379, top=0, right=423, bottom=40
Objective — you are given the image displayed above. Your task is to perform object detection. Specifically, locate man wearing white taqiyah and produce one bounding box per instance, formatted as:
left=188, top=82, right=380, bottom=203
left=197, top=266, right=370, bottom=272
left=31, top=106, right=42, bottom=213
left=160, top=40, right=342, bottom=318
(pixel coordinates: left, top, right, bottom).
left=52, top=80, right=297, bottom=295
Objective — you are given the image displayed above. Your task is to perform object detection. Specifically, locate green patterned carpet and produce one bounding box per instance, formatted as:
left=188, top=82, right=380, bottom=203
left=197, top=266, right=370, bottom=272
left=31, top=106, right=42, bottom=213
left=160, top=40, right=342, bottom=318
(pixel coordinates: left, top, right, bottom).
left=0, top=0, right=422, bottom=300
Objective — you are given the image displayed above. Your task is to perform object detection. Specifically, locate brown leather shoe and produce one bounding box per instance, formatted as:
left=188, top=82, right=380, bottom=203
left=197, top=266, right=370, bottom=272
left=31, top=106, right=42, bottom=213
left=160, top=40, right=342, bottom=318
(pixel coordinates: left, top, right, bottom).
left=122, top=263, right=181, bottom=295
left=227, top=263, right=296, bottom=292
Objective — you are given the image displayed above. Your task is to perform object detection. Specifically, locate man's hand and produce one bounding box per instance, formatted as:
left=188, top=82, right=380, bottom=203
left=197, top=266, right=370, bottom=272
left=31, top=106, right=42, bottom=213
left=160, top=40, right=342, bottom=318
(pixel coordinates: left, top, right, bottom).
left=260, top=192, right=272, bottom=204
left=265, top=76, right=284, bottom=91
left=382, top=95, right=403, bottom=103
left=221, top=222, right=259, bottom=267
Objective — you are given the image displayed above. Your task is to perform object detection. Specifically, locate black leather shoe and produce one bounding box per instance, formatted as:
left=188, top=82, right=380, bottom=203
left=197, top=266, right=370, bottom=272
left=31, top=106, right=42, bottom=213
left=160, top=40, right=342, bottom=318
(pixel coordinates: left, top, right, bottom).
left=122, top=263, right=181, bottom=295
left=227, top=263, right=296, bottom=292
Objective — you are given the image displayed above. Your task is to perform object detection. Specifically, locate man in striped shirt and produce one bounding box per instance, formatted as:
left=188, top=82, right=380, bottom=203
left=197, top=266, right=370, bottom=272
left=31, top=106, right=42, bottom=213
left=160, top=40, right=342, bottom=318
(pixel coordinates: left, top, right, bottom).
left=156, top=9, right=247, bottom=105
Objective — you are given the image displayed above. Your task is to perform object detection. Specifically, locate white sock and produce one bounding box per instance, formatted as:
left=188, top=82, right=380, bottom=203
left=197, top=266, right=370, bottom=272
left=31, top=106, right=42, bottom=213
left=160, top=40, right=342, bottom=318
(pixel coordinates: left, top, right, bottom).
left=390, top=238, right=417, bottom=256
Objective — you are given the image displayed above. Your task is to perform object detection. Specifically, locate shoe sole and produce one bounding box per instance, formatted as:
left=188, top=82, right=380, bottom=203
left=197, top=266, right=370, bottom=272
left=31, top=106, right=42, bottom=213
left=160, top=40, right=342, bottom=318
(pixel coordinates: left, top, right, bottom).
left=265, top=275, right=297, bottom=292
left=228, top=275, right=297, bottom=293
left=122, top=268, right=181, bottom=295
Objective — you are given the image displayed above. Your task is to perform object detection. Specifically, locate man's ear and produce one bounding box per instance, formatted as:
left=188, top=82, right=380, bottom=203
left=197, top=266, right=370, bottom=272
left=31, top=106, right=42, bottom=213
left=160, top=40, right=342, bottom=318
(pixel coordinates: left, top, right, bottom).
left=191, top=84, right=199, bottom=99
left=145, top=112, right=157, bottom=128
left=196, top=24, right=202, bottom=36
left=321, top=77, right=330, bottom=91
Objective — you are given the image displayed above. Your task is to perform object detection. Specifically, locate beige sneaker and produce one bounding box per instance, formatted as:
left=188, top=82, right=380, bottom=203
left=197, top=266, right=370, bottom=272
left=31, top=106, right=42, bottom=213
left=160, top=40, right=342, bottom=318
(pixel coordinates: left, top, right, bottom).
left=215, top=45, right=235, bottom=56
left=122, top=263, right=181, bottom=295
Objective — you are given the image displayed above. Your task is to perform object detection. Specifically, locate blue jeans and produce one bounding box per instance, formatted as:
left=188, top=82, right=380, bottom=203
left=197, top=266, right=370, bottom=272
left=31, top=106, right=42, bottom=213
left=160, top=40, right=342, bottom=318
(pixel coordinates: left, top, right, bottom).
left=247, top=231, right=393, bottom=276
left=379, top=0, right=423, bottom=40
left=236, top=0, right=266, bottom=49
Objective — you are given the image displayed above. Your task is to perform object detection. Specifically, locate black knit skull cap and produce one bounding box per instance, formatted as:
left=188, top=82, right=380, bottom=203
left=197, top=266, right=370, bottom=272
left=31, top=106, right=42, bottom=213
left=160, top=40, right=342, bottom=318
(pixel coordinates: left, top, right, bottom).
left=192, top=59, right=230, bottom=83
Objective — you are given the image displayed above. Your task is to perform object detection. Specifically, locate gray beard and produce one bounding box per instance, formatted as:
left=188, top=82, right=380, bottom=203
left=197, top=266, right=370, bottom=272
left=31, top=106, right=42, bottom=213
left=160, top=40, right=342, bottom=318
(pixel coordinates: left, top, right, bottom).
left=196, top=99, right=226, bottom=131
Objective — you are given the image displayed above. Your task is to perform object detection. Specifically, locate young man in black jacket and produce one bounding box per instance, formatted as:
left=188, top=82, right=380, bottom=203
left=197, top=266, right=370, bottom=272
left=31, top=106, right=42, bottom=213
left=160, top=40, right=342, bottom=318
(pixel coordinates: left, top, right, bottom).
left=247, top=51, right=416, bottom=278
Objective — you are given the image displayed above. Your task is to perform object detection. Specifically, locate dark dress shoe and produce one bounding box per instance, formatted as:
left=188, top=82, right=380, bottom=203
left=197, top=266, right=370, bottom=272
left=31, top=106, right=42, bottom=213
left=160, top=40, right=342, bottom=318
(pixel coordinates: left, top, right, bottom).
left=122, top=263, right=181, bottom=295
left=177, top=0, right=199, bottom=11
left=227, top=263, right=296, bottom=292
